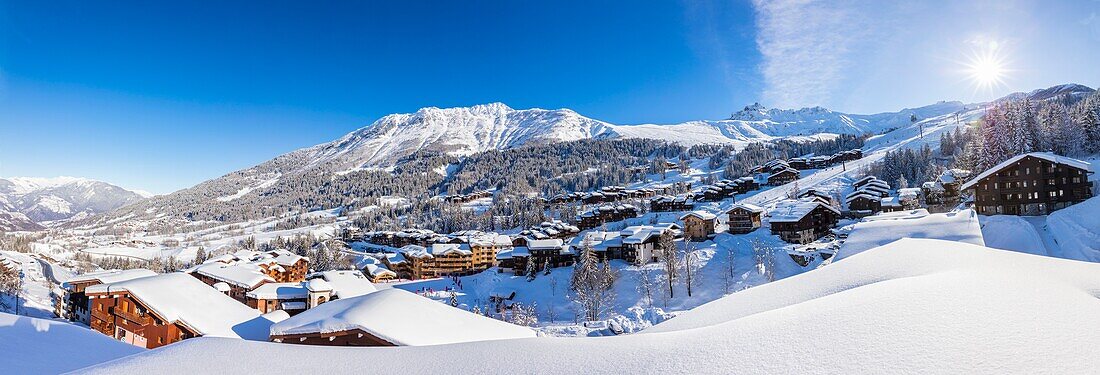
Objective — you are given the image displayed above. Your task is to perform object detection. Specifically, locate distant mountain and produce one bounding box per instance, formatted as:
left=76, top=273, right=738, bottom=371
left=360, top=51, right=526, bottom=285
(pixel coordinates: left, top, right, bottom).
left=0, top=177, right=147, bottom=230
left=999, top=83, right=1095, bottom=103
left=76, top=83, right=1086, bottom=230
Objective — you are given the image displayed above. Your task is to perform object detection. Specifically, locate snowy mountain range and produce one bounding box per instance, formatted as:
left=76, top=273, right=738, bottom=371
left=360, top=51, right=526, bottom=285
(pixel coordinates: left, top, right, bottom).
left=0, top=177, right=148, bottom=231
left=66, top=83, right=1096, bottom=230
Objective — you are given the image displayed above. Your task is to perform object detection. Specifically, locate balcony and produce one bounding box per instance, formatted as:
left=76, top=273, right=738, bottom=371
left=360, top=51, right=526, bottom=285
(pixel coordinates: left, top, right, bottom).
left=110, top=307, right=152, bottom=325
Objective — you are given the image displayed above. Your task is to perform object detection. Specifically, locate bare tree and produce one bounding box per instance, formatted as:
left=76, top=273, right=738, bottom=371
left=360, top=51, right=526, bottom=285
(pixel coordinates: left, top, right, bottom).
left=751, top=238, right=776, bottom=282
left=683, top=243, right=701, bottom=297
left=657, top=230, right=679, bottom=299
left=637, top=266, right=655, bottom=308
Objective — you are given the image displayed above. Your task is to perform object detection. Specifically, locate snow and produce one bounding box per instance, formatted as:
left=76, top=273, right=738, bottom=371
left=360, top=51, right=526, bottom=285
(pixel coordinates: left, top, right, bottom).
left=0, top=312, right=143, bottom=374
left=838, top=209, right=985, bottom=259
left=246, top=282, right=309, bottom=300
left=959, top=152, right=1092, bottom=191
left=79, top=238, right=1100, bottom=374
left=769, top=199, right=839, bottom=223
left=63, top=268, right=157, bottom=287
left=192, top=262, right=275, bottom=289
left=269, top=289, right=537, bottom=345
left=981, top=196, right=1100, bottom=262
left=85, top=273, right=277, bottom=340
left=216, top=176, right=280, bottom=202
left=309, top=270, right=378, bottom=299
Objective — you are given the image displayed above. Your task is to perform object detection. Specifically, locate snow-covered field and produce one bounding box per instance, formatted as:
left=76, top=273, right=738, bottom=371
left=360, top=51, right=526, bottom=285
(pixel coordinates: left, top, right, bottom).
left=0, top=312, right=144, bottom=374
left=980, top=195, right=1100, bottom=262
left=78, top=239, right=1100, bottom=374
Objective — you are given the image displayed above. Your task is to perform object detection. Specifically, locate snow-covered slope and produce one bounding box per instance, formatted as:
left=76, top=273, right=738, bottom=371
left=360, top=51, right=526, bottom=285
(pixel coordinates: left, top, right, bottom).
left=0, top=177, right=146, bottom=228
left=0, top=312, right=144, bottom=374
left=77, top=239, right=1100, bottom=374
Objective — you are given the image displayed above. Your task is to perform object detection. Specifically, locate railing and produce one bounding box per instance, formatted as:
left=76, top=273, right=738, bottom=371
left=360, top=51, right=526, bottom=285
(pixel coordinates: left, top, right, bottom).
left=110, top=307, right=152, bottom=325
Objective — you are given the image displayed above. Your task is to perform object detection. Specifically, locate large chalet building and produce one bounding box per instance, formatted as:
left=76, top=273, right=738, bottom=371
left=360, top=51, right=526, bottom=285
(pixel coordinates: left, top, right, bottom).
left=962, top=153, right=1093, bottom=215
left=726, top=203, right=764, bottom=234
left=58, top=269, right=156, bottom=324
left=188, top=249, right=309, bottom=303
left=85, top=273, right=278, bottom=349
left=680, top=211, right=717, bottom=241
left=769, top=199, right=841, bottom=244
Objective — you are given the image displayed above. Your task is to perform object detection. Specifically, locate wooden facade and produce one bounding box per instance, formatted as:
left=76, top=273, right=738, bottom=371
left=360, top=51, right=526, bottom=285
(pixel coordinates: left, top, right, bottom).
left=726, top=206, right=762, bottom=234
left=770, top=205, right=839, bottom=244
left=680, top=213, right=716, bottom=241
left=966, top=154, right=1093, bottom=216
left=88, top=291, right=195, bottom=349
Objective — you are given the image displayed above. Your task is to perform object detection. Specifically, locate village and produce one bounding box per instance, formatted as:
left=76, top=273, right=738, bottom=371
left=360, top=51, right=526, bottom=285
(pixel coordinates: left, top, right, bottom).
left=34, top=148, right=1094, bottom=350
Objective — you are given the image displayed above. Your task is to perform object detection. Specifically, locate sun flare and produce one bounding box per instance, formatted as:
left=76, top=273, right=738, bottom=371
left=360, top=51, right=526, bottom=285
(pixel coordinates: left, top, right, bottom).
left=963, top=41, right=1010, bottom=91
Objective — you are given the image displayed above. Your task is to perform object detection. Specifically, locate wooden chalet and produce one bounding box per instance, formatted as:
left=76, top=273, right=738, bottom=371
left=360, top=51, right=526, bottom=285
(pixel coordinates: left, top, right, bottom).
left=650, top=195, right=693, bottom=212
left=767, top=168, right=800, bottom=186
left=577, top=204, right=639, bottom=230
left=962, top=153, right=1093, bottom=215
left=269, top=289, right=536, bottom=347
left=680, top=211, right=718, bottom=241
left=769, top=199, right=840, bottom=244
left=845, top=191, right=882, bottom=213
left=726, top=203, right=764, bottom=234
left=86, top=273, right=275, bottom=349
left=58, top=269, right=156, bottom=324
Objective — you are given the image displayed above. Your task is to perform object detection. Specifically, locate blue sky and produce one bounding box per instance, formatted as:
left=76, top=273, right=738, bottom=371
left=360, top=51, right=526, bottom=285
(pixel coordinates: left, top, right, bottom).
left=1, top=1, right=1098, bottom=194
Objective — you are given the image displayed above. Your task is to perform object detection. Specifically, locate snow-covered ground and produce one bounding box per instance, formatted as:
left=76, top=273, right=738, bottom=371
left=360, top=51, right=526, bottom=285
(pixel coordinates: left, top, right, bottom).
left=78, top=239, right=1100, bottom=374
left=838, top=209, right=985, bottom=260
left=0, top=312, right=144, bottom=374
left=980, top=195, right=1100, bottom=262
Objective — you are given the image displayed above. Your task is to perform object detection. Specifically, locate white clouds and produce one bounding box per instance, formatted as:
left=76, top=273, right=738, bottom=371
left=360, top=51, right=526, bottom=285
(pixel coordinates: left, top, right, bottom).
left=751, top=0, right=873, bottom=109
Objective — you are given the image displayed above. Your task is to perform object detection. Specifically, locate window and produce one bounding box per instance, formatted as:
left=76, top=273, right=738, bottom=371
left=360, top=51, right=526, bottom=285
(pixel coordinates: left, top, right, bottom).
left=1026, top=167, right=1030, bottom=175
left=1023, top=181, right=1028, bottom=188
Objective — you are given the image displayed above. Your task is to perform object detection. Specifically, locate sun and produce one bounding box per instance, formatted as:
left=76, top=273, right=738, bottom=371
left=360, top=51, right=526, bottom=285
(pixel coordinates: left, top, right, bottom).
left=962, top=41, right=1010, bottom=92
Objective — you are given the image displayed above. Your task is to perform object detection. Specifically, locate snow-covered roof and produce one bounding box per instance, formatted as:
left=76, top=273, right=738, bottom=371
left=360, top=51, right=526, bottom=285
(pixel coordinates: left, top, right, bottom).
left=86, top=273, right=274, bottom=340
left=362, top=263, right=396, bottom=278
left=880, top=197, right=902, bottom=207
left=769, top=199, right=840, bottom=223
left=960, top=152, right=1093, bottom=191
left=844, top=191, right=879, bottom=204
left=192, top=262, right=275, bottom=289
left=679, top=210, right=717, bottom=221
left=64, top=269, right=157, bottom=288
left=729, top=203, right=764, bottom=213
left=430, top=243, right=473, bottom=256
left=247, top=282, right=308, bottom=300
left=269, top=289, right=536, bottom=345
left=306, top=278, right=333, bottom=292
left=308, top=270, right=377, bottom=299
left=527, top=239, right=564, bottom=250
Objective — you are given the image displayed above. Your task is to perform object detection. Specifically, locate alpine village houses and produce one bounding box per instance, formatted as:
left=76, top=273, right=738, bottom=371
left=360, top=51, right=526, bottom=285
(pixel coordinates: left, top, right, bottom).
left=770, top=199, right=841, bottom=244
left=726, top=203, right=764, bottom=234
left=962, top=153, right=1093, bottom=215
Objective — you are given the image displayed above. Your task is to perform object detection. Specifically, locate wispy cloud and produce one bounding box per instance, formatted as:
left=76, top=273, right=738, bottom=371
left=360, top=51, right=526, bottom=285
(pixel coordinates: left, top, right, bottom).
left=751, top=0, right=874, bottom=109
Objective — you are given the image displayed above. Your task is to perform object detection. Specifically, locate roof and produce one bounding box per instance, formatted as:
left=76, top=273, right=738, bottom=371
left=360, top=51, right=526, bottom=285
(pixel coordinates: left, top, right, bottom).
left=308, top=270, right=377, bottom=299
left=430, top=243, right=473, bottom=256
left=269, top=289, right=537, bottom=345
left=729, top=203, right=764, bottom=213
left=192, top=262, right=275, bottom=289
left=527, top=238, right=564, bottom=250
left=64, top=269, right=157, bottom=288
left=246, top=282, right=308, bottom=300
left=960, top=152, right=1093, bottom=191
left=845, top=191, right=879, bottom=204
left=680, top=210, right=717, bottom=221
left=86, top=273, right=275, bottom=340
left=769, top=199, right=840, bottom=223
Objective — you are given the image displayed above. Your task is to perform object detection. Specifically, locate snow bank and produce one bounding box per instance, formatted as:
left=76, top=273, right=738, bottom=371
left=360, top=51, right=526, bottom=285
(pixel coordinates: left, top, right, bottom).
left=80, top=239, right=1100, bottom=374
left=980, top=215, right=1048, bottom=256
left=0, top=312, right=143, bottom=374
left=1046, top=196, right=1100, bottom=261
left=270, top=289, right=536, bottom=345
left=838, top=209, right=984, bottom=259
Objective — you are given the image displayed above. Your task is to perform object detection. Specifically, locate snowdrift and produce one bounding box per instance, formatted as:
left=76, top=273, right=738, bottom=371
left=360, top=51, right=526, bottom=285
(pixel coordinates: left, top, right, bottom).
left=837, top=209, right=985, bottom=260
left=79, top=239, right=1100, bottom=374
left=0, top=312, right=143, bottom=374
